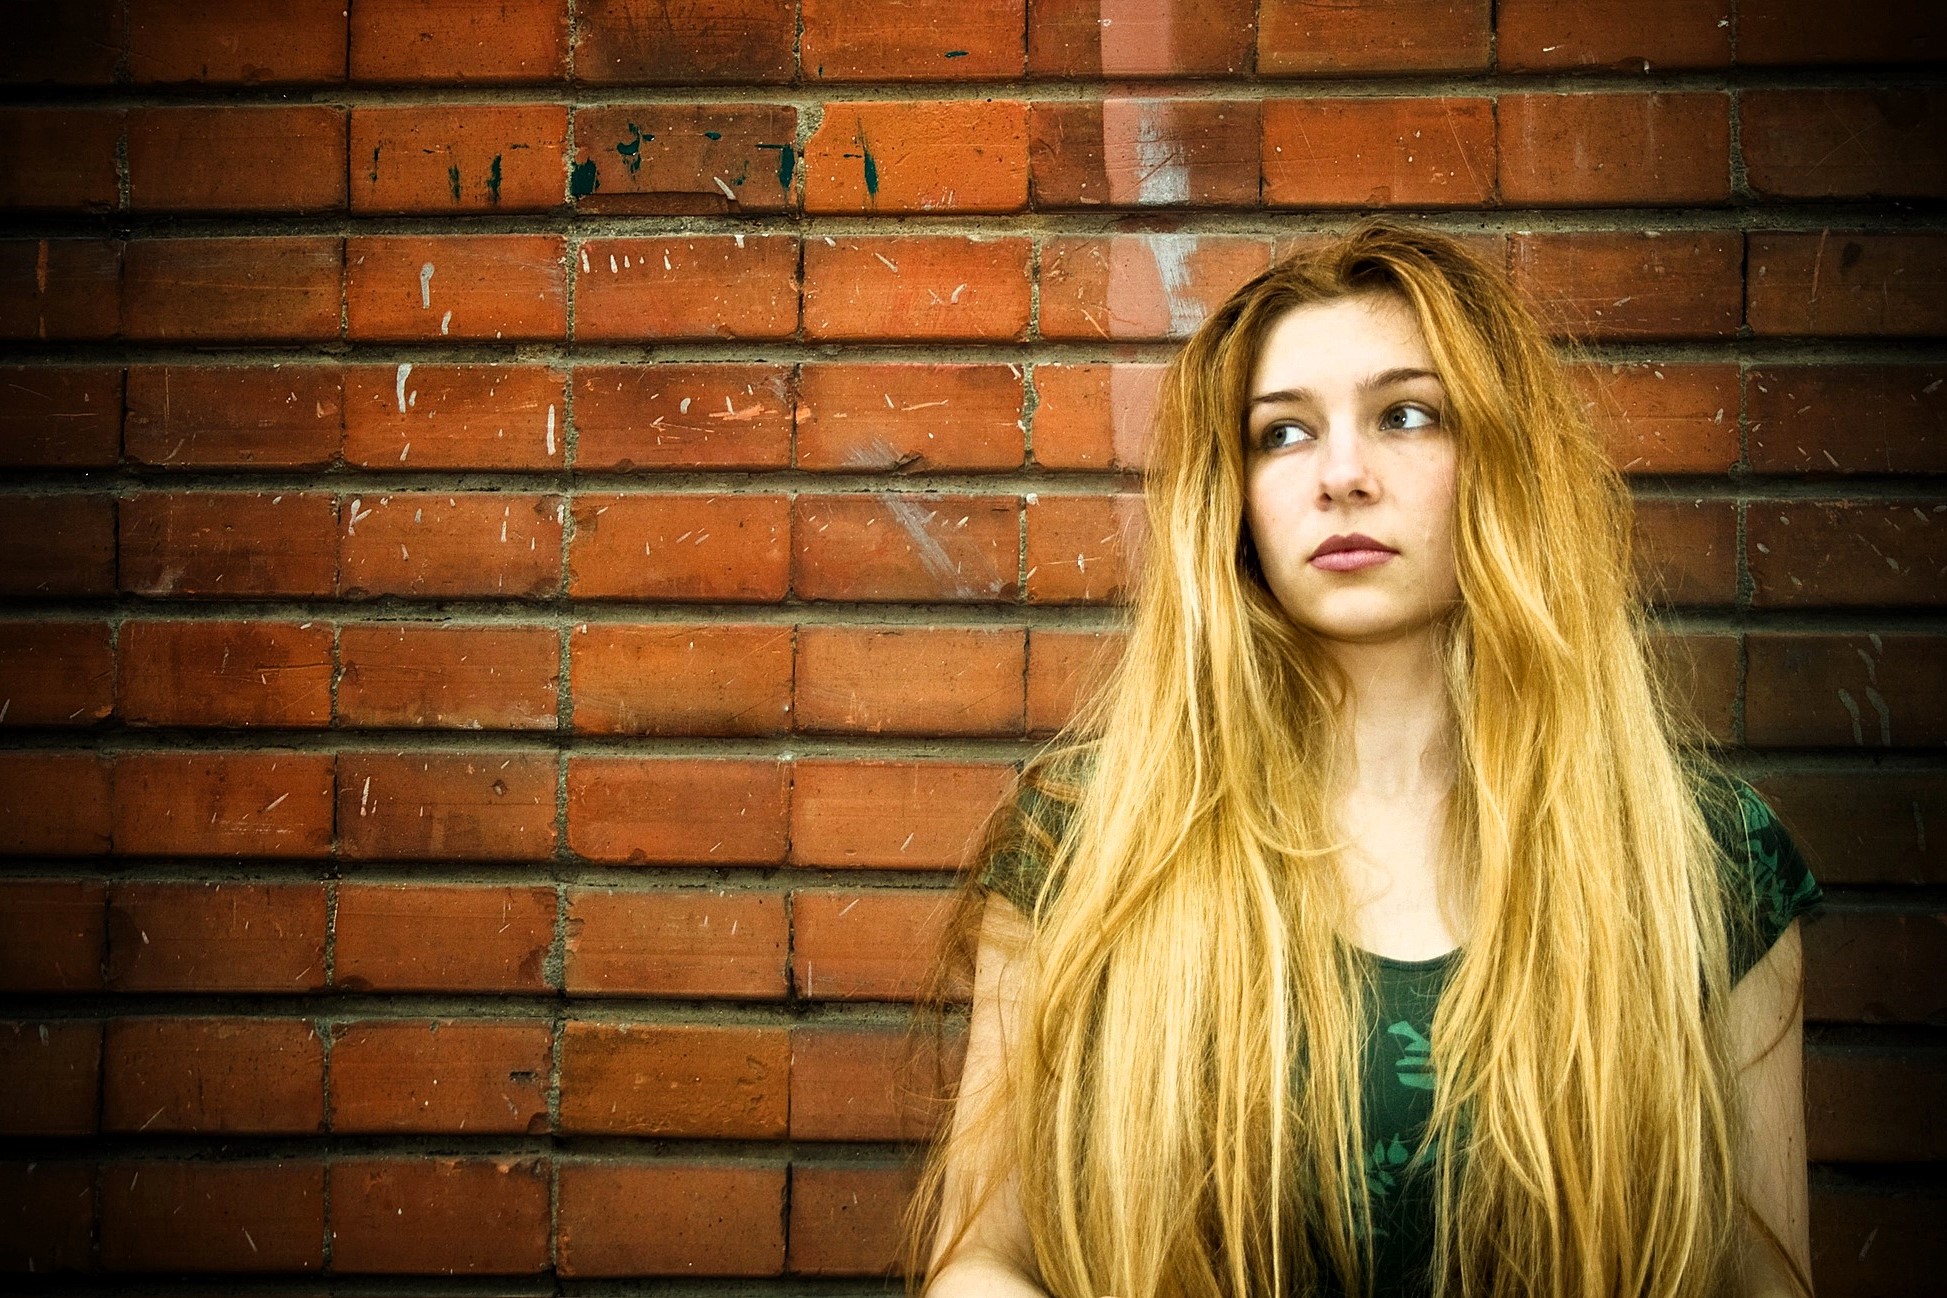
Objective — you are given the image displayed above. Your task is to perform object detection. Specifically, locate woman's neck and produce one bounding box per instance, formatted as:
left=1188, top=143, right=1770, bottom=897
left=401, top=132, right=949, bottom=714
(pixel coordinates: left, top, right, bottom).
left=1326, top=630, right=1455, bottom=800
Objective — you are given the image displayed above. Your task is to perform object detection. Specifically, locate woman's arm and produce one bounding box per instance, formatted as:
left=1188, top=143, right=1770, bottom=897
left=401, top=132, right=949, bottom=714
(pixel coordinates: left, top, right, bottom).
left=1725, top=919, right=1815, bottom=1297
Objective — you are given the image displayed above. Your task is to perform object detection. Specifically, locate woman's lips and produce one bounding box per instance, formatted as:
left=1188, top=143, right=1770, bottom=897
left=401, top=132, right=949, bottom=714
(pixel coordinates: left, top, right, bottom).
left=1310, top=548, right=1396, bottom=572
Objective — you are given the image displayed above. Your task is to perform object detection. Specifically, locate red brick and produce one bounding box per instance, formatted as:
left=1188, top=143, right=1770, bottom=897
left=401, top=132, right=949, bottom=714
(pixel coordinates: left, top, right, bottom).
left=565, top=887, right=788, bottom=998
left=128, top=106, right=347, bottom=212
left=106, top=881, right=326, bottom=993
left=1574, top=362, right=1738, bottom=474
left=1029, top=0, right=1253, bottom=76
left=1753, top=773, right=1945, bottom=886
left=336, top=750, right=557, bottom=861
left=1262, top=97, right=1494, bottom=208
left=574, top=234, right=798, bottom=340
left=1630, top=497, right=1737, bottom=606
left=1748, top=501, right=1946, bottom=608
left=558, top=1161, right=786, bottom=1276
left=1026, top=492, right=1147, bottom=604
left=1027, top=628, right=1125, bottom=735
left=790, top=759, right=1014, bottom=868
left=338, top=622, right=559, bottom=730
left=330, top=1019, right=550, bottom=1134
left=339, top=491, right=564, bottom=598
left=346, top=234, right=566, bottom=341
left=567, top=757, right=789, bottom=864
left=1257, top=0, right=1490, bottom=73
left=328, top=1157, right=549, bottom=1274
left=1805, top=1049, right=1946, bottom=1162
left=570, top=622, right=791, bottom=736
left=807, top=0, right=1024, bottom=79
left=559, top=1021, right=789, bottom=1137
left=1737, top=0, right=1947, bottom=65
left=103, top=1017, right=323, bottom=1134
left=1032, top=98, right=1256, bottom=209
left=1743, top=90, right=1947, bottom=201
left=100, top=1159, right=324, bottom=1272
left=792, top=888, right=958, bottom=1000
left=0, top=753, right=110, bottom=856
left=568, top=493, right=790, bottom=601
left=803, top=235, right=1031, bottom=341
left=344, top=363, right=562, bottom=470
left=333, top=883, right=554, bottom=992
left=0, top=0, right=123, bottom=84
left=787, top=1164, right=920, bottom=1275
left=1650, top=632, right=1737, bottom=744
left=1748, top=232, right=1947, bottom=338
left=574, top=363, right=793, bottom=470
left=0, top=1160, right=94, bottom=1273
left=1030, top=362, right=1162, bottom=470
left=129, top=0, right=348, bottom=84
left=1803, top=908, right=1944, bottom=1025
left=571, top=104, right=798, bottom=214
left=124, top=365, right=342, bottom=468
left=112, top=751, right=334, bottom=858
left=1500, top=93, right=1728, bottom=205
left=0, top=238, right=121, bottom=340
left=352, top=103, right=566, bottom=212
left=1496, top=0, right=1732, bottom=70
left=1511, top=231, right=1742, bottom=340
left=1811, top=1182, right=1947, bottom=1297
left=123, top=237, right=342, bottom=342
left=1040, top=233, right=1271, bottom=340
left=0, top=365, right=121, bottom=467
left=1748, top=365, right=1947, bottom=474
left=574, top=0, right=793, bottom=84
left=1746, top=634, right=1947, bottom=749
left=351, top=0, right=568, bottom=83
left=120, top=491, right=337, bottom=597
left=790, top=1024, right=958, bottom=1140
left=793, top=493, right=1019, bottom=602
left=796, top=363, right=1025, bottom=471
left=0, top=1021, right=100, bottom=1135
left=0, top=879, right=105, bottom=992
left=0, top=620, right=113, bottom=726
left=119, top=619, right=332, bottom=728
left=805, top=100, right=1027, bottom=214
left=0, top=108, right=121, bottom=210
left=795, top=626, right=1024, bottom=735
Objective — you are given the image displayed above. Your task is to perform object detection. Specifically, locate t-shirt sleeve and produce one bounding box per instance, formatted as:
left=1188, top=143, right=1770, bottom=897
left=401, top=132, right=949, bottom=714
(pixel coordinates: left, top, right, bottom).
left=1709, top=777, right=1826, bottom=985
left=975, top=772, right=1078, bottom=915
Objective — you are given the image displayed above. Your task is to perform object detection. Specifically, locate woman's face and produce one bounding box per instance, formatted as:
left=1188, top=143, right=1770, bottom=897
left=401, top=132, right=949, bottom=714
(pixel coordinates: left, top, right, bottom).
left=1241, top=291, right=1462, bottom=647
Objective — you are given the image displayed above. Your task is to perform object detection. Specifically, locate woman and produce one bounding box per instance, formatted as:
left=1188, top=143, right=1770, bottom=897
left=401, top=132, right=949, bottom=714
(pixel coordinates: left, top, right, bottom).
left=902, top=220, right=1822, bottom=1298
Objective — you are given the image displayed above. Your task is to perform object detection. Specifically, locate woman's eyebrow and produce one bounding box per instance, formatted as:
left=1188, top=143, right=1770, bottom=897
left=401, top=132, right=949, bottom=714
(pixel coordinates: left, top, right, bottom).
left=1247, top=367, right=1442, bottom=408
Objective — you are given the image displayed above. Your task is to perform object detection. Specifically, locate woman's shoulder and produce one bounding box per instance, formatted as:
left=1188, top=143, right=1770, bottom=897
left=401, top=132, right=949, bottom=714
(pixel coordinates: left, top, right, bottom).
left=1685, top=762, right=1825, bottom=984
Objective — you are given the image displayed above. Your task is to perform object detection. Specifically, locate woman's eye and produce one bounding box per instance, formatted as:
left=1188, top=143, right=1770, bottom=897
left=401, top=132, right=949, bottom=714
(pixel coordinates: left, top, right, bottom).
left=1260, top=421, right=1312, bottom=450
left=1382, top=404, right=1440, bottom=431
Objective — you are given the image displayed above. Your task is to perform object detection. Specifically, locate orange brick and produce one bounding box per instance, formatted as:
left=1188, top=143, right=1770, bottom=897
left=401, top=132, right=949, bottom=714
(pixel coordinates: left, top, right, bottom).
left=1500, top=93, right=1729, bottom=205
left=350, top=0, right=568, bottom=83
left=1510, top=231, right=1742, bottom=340
left=0, top=364, right=122, bottom=467
left=337, top=750, right=557, bottom=861
left=564, top=887, right=788, bottom=998
left=792, top=888, right=959, bottom=1001
left=790, top=760, right=1014, bottom=868
left=328, top=1157, right=549, bottom=1274
left=0, top=879, right=106, bottom=991
left=1746, top=634, right=1947, bottom=749
left=568, top=493, right=790, bottom=601
left=795, top=363, right=1025, bottom=471
left=119, top=619, right=332, bottom=728
left=0, top=238, right=120, bottom=340
left=558, top=1021, right=789, bottom=1136
left=1032, top=99, right=1259, bottom=209
left=573, top=363, right=793, bottom=470
left=1748, top=365, right=1947, bottom=474
left=1804, top=908, right=1945, bottom=1025
left=1809, top=1183, right=1947, bottom=1297
left=339, top=491, right=564, bottom=598
left=1630, top=497, right=1737, bottom=606
left=346, top=234, right=566, bottom=341
left=1738, top=0, right=1947, bottom=65
left=803, top=235, right=1031, bottom=341
left=567, top=757, right=790, bottom=864
left=120, top=490, right=338, bottom=597
left=1030, top=0, right=1253, bottom=75
left=112, top=751, right=334, bottom=858
left=0, top=1020, right=99, bottom=1135
left=124, top=364, right=343, bottom=468
left=1574, top=362, right=1739, bottom=474
left=106, top=881, right=326, bottom=993
left=1028, top=363, right=1160, bottom=471
left=0, top=619, right=114, bottom=726
left=792, top=493, right=1020, bottom=602
left=1748, top=502, right=1947, bottom=608
left=570, top=103, right=798, bottom=214
left=330, top=1019, right=551, bottom=1134
left=100, top=1159, right=324, bottom=1272
left=573, top=234, right=798, bottom=340
left=574, top=0, right=794, bottom=84
left=805, top=100, right=1027, bottom=213
left=1027, top=627, right=1125, bottom=735
left=338, top=622, right=559, bottom=730
left=1026, top=492, right=1148, bottom=604
left=103, top=1017, right=323, bottom=1134
left=570, top=623, right=792, bottom=736
left=1747, top=233, right=1947, bottom=338
left=1753, top=772, right=1945, bottom=886
left=0, top=0, right=123, bottom=85
left=0, top=1160, right=94, bottom=1273
left=795, top=626, right=1025, bottom=735
left=1257, top=0, right=1490, bottom=73
left=352, top=103, right=566, bottom=212
left=1040, top=233, right=1271, bottom=340
left=128, top=106, right=347, bottom=212
left=557, top=1161, right=786, bottom=1276
left=123, top=236, right=342, bottom=342
left=787, top=1164, right=921, bottom=1275
left=0, top=493, right=114, bottom=595
left=0, top=753, right=110, bottom=856
left=789, top=1024, right=958, bottom=1140
left=129, top=0, right=348, bottom=84
left=807, top=0, right=1025, bottom=79
left=1650, top=631, right=1738, bottom=744
left=1496, top=0, right=1732, bottom=70
left=343, top=363, right=564, bottom=470
left=1262, top=97, right=1494, bottom=208
left=334, top=883, right=555, bottom=992
left=0, top=107, right=121, bottom=210
left=1805, top=1050, right=1947, bottom=1162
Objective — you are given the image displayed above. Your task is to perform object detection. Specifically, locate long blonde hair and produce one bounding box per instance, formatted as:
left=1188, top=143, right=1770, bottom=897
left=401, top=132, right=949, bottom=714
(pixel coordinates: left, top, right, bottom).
left=902, top=219, right=1799, bottom=1298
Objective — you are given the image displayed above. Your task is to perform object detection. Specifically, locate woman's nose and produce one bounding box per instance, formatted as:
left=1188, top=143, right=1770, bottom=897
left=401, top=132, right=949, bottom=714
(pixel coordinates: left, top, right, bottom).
left=1316, top=425, right=1379, bottom=501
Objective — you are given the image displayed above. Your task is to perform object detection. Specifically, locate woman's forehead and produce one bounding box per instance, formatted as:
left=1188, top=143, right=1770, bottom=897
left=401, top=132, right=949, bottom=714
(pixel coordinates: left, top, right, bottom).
left=1248, top=293, right=1437, bottom=398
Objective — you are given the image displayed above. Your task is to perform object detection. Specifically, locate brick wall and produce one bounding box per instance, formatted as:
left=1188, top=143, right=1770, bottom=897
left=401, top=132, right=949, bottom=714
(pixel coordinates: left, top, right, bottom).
left=0, top=0, right=1940, bottom=1291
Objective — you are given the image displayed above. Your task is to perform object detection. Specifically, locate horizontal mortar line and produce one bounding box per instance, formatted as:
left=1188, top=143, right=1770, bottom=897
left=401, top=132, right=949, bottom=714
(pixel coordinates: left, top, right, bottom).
left=0, top=995, right=934, bottom=1024
left=6, top=1133, right=931, bottom=1162
left=0, top=730, right=1052, bottom=756
left=0, top=601, right=1135, bottom=629
left=0, top=862, right=970, bottom=888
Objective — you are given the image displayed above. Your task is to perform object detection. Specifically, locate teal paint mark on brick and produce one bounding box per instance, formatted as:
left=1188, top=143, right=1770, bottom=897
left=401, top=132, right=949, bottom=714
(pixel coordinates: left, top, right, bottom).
left=486, top=155, right=502, bottom=204
left=368, top=145, right=381, bottom=185
left=704, top=130, right=722, bottom=140
left=756, top=142, right=795, bottom=189
left=615, top=123, right=649, bottom=177
left=861, top=139, right=879, bottom=196
left=944, top=50, right=968, bottom=57
left=447, top=163, right=462, bottom=202
left=570, top=159, right=600, bottom=197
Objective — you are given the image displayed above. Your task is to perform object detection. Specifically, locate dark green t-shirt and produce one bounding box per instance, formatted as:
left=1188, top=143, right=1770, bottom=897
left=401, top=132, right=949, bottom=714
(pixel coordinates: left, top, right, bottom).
left=975, top=769, right=1824, bottom=1298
